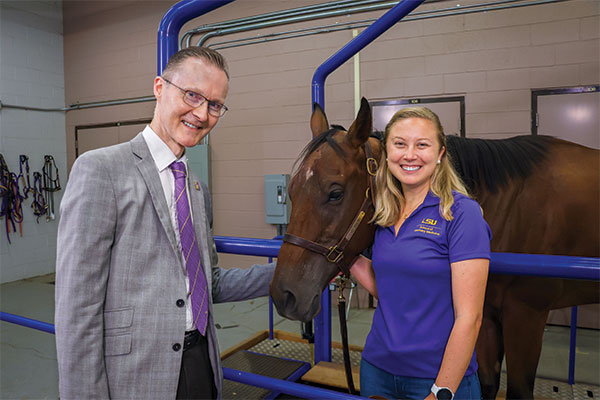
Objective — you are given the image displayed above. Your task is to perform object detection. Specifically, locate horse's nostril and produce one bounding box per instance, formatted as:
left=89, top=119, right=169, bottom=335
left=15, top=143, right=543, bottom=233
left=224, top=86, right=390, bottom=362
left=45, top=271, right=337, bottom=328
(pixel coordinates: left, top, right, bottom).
left=282, top=290, right=296, bottom=311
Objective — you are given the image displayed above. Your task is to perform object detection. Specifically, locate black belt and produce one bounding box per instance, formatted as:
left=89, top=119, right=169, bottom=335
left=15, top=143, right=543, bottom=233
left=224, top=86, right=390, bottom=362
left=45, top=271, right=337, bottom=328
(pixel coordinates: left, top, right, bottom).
left=183, top=330, right=200, bottom=351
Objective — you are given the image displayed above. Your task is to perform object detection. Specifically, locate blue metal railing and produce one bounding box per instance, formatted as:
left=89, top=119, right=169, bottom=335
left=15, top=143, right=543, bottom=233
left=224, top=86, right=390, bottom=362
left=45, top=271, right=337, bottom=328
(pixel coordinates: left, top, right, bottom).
left=0, top=312, right=55, bottom=334
left=310, top=0, right=418, bottom=365
left=311, top=0, right=425, bottom=109
left=212, top=236, right=600, bottom=280
left=4, top=0, right=593, bottom=394
left=222, top=367, right=365, bottom=400
left=157, top=0, right=235, bottom=74
left=1, top=235, right=598, bottom=395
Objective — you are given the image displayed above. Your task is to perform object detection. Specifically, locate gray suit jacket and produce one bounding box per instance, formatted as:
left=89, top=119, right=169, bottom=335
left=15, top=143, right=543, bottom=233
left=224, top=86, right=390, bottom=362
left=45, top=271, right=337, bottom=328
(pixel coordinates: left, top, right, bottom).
left=55, top=133, right=275, bottom=399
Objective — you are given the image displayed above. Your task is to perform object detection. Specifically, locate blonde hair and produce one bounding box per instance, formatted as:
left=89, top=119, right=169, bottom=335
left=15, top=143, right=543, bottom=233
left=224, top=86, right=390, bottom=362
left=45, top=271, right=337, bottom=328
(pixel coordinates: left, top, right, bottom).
left=372, top=107, right=469, bottom=226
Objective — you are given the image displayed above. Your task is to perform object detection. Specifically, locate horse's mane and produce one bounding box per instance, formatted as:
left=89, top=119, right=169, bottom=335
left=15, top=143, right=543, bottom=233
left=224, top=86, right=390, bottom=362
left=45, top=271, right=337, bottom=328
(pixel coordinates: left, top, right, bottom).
left=300, top=126, right=347, bottom=161
left=446, top=135, right=553, bottom=193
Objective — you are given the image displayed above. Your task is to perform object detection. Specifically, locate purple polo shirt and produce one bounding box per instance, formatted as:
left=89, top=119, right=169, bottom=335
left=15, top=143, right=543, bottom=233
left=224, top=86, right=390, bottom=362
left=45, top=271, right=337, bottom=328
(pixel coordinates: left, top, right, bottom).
left=362, top=191, right=491, bottom=378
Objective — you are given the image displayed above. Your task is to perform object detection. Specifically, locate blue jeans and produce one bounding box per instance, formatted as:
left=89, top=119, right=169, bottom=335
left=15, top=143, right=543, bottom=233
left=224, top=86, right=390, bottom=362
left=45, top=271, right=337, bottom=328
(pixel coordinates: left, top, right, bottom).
left=360, top=358, right=482, bottom=400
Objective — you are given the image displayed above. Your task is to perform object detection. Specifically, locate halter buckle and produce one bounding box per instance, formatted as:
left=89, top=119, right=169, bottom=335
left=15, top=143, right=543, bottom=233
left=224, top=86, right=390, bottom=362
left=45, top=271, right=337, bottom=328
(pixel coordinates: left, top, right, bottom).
left=326, top=245, right=344, bottom=263
left=366, top=157, right=378, bottom=176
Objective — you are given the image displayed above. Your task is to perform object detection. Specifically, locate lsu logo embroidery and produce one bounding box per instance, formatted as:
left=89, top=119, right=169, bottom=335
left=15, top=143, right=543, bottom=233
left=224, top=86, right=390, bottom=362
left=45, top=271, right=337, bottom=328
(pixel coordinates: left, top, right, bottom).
left=415, top=218, right=441, bottom=236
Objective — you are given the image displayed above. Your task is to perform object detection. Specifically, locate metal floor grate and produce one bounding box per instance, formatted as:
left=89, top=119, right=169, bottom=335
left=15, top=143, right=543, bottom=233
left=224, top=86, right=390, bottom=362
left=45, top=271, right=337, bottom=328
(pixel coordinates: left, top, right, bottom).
left=222, top=350, right=309, bottom=399
left=225, top=336, right=599, bottom=400
left=498, top=371, right=599, bottom=399
left=248, top=336, right=362, bottom=366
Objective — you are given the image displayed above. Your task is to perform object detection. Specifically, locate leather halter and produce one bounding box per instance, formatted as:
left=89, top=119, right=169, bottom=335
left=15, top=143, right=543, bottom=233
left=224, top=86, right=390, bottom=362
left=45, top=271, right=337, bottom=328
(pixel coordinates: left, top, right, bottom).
left=283, top=138, right=378, bottom=275
left=42, top=155, right=61, bottom=221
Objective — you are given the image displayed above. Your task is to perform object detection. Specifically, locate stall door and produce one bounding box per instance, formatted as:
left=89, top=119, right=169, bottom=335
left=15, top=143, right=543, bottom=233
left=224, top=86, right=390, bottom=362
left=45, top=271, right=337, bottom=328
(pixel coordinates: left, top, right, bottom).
left=371, top=97, right=463, bottom=137
left=76, top=122, right=147, bottom=157
left=76, top=120, right=211, bottom=191
left=536, top=88, right=599, bottom=149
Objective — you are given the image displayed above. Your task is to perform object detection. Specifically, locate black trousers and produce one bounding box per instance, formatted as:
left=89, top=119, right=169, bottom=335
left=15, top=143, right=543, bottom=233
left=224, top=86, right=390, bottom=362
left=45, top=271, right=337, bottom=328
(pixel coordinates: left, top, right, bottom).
left=176, top=331, right=216, bottom=400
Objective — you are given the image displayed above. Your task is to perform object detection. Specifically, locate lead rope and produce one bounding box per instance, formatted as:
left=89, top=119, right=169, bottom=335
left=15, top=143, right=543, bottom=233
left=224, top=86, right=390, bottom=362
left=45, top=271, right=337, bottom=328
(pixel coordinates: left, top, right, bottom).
left=336, top=275, right=358, bottom=395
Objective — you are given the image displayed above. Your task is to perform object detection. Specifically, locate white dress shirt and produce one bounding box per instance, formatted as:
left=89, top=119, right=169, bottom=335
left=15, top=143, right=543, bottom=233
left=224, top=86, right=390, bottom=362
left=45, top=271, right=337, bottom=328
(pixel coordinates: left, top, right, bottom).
left=142, top=125, right=196, bottom=331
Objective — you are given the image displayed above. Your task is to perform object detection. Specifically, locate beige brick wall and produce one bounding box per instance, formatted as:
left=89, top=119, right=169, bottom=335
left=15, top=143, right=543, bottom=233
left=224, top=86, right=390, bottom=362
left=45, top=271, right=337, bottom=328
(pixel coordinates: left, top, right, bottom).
left=62, top=0, right=599, bottom=270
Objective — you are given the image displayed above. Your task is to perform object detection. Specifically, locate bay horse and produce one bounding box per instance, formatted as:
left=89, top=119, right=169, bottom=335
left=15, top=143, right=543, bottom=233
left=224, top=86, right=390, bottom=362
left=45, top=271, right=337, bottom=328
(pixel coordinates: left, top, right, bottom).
left=270, top=98, right=600, bottom=399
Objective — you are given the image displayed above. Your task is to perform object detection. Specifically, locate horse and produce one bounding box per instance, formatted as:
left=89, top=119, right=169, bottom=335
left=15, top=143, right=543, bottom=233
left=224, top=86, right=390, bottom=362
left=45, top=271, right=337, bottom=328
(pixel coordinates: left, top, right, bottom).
left=269, top=98, right=600, bottom=399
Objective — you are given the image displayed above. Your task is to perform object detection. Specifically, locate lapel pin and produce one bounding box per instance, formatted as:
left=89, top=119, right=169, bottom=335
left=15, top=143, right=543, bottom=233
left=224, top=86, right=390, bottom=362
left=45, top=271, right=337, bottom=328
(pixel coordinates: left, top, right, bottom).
left=194, top=181, right=200, bottom=191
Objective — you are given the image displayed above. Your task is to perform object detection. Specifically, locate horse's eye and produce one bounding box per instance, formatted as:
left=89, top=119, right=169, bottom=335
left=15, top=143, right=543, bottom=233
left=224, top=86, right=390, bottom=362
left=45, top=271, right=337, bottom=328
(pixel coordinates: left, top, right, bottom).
left=328, top=189, right=344, bottom=202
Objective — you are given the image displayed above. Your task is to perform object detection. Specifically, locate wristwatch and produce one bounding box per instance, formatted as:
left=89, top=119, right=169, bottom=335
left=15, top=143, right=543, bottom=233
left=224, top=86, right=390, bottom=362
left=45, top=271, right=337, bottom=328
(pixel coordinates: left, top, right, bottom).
left=431, top=383, right=454, bottom=400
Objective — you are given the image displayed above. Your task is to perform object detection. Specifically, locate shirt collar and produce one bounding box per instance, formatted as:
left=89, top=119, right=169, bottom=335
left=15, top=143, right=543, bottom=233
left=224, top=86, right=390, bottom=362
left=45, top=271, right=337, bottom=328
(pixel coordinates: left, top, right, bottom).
left=383, top=191, right=440, bottom=233
left=142, top=125, right=188, bottom=172
left=422, top=191, right=440, bottom=207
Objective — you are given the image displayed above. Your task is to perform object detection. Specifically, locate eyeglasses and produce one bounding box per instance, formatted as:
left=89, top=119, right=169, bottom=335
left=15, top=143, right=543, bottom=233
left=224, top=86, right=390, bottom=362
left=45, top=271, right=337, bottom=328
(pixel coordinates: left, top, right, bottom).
left=161, top=76, right=228, bottom=117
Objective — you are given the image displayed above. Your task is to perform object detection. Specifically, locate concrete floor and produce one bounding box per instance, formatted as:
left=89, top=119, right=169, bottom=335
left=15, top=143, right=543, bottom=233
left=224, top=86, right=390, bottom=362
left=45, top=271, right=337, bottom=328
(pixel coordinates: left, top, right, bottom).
left=1, top=274, right=598, bottom=399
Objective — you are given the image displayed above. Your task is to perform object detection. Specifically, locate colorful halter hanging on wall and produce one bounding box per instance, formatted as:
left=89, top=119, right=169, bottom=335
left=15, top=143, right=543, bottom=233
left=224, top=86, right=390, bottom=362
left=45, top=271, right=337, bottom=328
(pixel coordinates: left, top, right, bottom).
left=0, top=153, right=61, bottom=243
left=42, top=155, right=61, bottom=221
left=31, top=171, right=47, bottom=223
left=0, top=154, right=23, bottom=243
left=18, top=155, right=34, bottom=200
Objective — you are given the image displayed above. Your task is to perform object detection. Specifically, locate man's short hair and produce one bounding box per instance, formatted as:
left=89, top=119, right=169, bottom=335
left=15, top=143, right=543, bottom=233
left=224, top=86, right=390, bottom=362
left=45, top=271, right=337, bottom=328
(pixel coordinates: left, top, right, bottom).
left=162, top=46, right=229, bottom=80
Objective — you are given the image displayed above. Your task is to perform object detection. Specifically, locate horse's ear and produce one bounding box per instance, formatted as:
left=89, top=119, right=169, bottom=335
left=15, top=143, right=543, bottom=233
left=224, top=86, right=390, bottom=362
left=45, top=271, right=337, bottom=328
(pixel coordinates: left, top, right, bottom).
left=310, top=103, right=329, bottom=139
left=346, top=97, right=372, bottom=148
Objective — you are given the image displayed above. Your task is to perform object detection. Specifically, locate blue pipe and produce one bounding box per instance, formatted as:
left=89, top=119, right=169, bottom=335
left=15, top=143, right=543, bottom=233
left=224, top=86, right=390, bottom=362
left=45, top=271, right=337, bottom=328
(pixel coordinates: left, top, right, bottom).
left=223, top=367, right=367, bottom=399
left=268, top=256, right=274, bottom=340
left=212, top=236, right=600, bottom=279
left=490, top=253, right=600, bottom=280
left=0, top=312, right=55, bottom=334
left=311, top=0, right=425, bottom=108
left=315, top=288, right=332, bottom=364
left=1, top=237, right=598, bottom=389
left=568, top=306, right=578, bottom=385
left=214, top=235, right=282, bottom=257
left=157, top=0, right=235, bottom=75
left=310, top=0, right=424, bottom=364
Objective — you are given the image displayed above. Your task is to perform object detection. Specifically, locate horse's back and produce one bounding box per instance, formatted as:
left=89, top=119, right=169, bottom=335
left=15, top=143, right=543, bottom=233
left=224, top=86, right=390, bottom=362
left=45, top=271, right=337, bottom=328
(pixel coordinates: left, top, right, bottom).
left=483, top=137, right=599, bottom=258
left=533, top=138, right=598, bottom=257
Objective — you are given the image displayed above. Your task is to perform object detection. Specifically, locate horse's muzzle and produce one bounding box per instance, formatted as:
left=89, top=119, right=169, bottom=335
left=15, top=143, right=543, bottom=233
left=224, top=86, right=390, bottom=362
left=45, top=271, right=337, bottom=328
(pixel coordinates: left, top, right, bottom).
left=270, top=283, right=320, bottom=322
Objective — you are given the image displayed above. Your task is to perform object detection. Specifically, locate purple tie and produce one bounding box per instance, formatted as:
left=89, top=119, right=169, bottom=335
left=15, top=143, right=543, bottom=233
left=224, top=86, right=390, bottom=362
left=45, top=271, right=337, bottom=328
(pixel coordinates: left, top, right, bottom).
left=170, top=161, right=208, bottom=335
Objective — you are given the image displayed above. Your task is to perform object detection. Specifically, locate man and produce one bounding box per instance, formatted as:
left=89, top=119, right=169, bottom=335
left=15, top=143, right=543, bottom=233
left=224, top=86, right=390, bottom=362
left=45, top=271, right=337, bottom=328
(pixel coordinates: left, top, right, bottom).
left=55, top=47, right=275, bottom=399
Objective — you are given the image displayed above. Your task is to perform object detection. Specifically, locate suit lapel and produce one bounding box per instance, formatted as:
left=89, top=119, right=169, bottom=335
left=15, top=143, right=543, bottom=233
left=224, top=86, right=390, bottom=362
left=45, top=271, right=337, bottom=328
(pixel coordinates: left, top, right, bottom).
left=130, top=133, right=181, bottom=262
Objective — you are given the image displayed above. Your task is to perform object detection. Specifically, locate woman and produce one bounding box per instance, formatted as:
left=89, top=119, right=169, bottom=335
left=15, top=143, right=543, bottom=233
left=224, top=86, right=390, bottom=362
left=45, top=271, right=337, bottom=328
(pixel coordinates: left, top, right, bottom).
left=351, top=107, right=491, bottom=400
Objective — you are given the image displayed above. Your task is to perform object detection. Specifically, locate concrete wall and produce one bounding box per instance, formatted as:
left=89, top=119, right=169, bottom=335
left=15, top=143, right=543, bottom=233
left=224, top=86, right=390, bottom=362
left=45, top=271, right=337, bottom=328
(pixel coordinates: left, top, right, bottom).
left=61, top=0, right=599, bottom=274
left=0, top=1, right=66, bottom=283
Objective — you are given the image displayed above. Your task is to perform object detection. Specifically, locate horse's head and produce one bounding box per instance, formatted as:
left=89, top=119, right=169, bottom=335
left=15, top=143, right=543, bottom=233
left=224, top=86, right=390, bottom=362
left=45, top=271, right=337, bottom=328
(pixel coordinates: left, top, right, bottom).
left=270, top=98, right=381, bottom=322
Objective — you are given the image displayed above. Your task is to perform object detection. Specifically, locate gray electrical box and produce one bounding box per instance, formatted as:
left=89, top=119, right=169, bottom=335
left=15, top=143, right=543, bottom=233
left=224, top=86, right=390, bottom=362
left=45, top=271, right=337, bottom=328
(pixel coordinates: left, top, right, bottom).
left=264, top=174, right=290, bottom=225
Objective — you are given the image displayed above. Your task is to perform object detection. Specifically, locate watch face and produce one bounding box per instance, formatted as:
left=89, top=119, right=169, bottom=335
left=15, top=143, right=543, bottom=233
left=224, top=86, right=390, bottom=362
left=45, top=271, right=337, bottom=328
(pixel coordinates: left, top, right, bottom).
left=436, top=388, right=453, bottom=400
